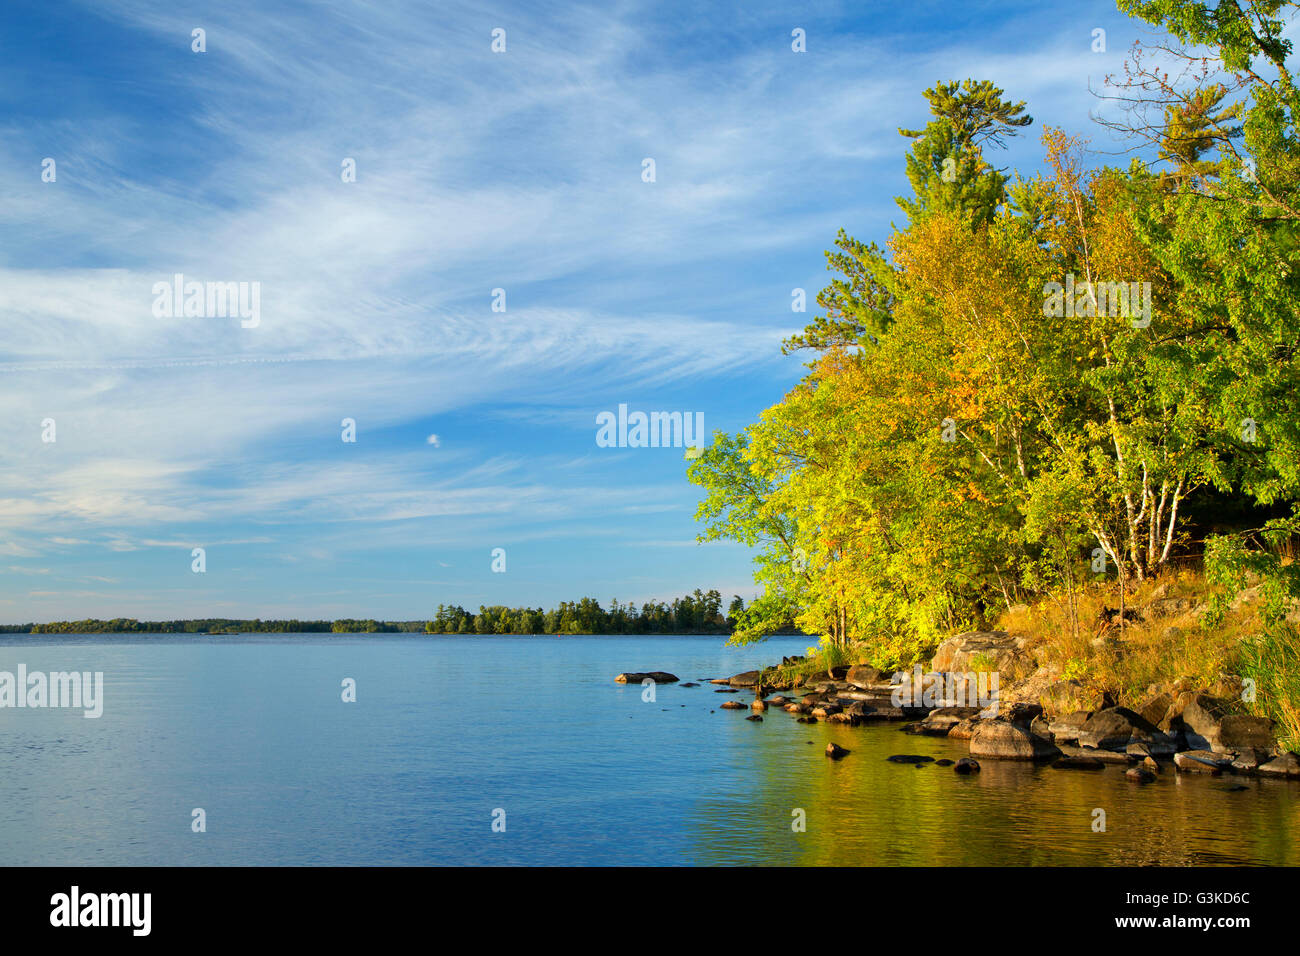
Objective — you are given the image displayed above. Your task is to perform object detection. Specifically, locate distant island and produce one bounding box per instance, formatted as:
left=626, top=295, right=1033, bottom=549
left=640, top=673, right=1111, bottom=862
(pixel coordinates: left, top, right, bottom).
left=0, top=590, right=808, bottom=637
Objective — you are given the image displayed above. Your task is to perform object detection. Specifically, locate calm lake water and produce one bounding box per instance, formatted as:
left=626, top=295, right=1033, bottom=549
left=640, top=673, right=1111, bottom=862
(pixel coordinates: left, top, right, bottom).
left=1, top=633, right=1296, bottom=866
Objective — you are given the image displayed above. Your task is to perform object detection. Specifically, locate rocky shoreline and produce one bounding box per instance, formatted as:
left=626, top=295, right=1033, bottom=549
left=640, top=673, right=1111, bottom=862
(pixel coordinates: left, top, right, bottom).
left=615, top=629, right=1300, bottom=780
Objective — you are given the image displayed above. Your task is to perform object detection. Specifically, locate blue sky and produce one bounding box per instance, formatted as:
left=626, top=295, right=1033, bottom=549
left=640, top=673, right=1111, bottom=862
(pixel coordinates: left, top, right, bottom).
left=1, top=0, right=1152, bottom=622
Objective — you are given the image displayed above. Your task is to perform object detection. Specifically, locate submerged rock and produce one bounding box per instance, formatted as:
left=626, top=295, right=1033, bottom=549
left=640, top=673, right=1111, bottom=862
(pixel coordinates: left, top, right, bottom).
left=886, top=754, right=935, bottom=764
left=825, top=742, right=850, bottom=759
left=954, top=757, right=981, bottom=774
left=1052, top=755, right=1106, bottom=770
left=745, top=714, right=763, bottom=722
left=615, top=671, right=679, bottom=683
left=719, top=701, right=746, bottom=710
left=1125, top=767, right=1157, bottom=784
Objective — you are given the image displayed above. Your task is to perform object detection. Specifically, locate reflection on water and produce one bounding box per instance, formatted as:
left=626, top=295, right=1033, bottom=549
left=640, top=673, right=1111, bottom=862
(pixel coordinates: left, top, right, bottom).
left=0, top=634, right=1295, bottom=866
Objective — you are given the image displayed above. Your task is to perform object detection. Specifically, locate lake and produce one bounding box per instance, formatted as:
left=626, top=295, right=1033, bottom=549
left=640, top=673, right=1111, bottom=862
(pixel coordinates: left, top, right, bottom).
left=1, top=633, right=1296, bottom=866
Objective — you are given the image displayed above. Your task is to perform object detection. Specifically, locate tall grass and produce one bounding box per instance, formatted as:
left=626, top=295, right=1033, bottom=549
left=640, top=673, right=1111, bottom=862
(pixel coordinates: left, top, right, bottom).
left=1240, top=625, right=1300, bottom=751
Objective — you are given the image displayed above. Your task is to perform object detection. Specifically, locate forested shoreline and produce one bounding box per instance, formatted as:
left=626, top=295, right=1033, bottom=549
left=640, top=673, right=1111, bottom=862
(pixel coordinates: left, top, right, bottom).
left=688, top=1, right=1300, bottom=745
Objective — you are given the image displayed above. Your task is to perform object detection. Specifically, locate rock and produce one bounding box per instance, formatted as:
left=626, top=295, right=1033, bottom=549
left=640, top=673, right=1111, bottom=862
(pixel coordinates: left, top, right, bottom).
left=886, top=754, right=935, bottom=764
left=1045, top=710, right=1092, bottom=743
left=728, top=670, right=761, bottom=688
left=1126, top=767, right=1157, bottom=784
left=1173, top=750, right=1232, bottom=773
left=954, top=757, right=981, bottom=774
left=796, top=715, right=818, bottom=724
left=719, top=701, right=746, bottom=710
left=708, top=678, right=730, bottom=685
left=935, top=758, right=955, bottom=766
left=1218, top=715, right=1276, bottom=752
left=827, top=665, right=850, bottom=680
left=1052, top=755, right=1107, bottom=770
left=826, top=712, right=859, bottom=725
left=845, top=664, right=887, bottom=688
left=1257, top=752, right=1300, bottom=779
left=615, top=671, right=679, bottom=683
left=969, top=720, right=1062, bottom=761
left=1004, top=702, right=1043, bottom=727
left=1231, top=748, right=1270, bottom=772
left=745, top=714, right=763, bottom=722
left=1141, top=756, right=1161, bottom=773
left=766, top=696, right=789, bottom=706
left=1136, top=692, right=1172, bottom=728
left=825, top=743, right=849, bottom=759
left=784, top=703, right=808, bottom=714
left=1077, top=706, right=1174, bottom=753
left=811, top=704, right=842, bottom=718
left=1126, top=741, right=1153, bottom=758
left=947, top=718, right=979, bottom=740
left=751, top=699, right=768, bottom=712
left=1178, top=694, right=1274, bottom=753
left=930, top=630, right=1028, bottom=676
left=918, top=707, right=982, bottom=735
left=679, top=682, right=700, bottom=688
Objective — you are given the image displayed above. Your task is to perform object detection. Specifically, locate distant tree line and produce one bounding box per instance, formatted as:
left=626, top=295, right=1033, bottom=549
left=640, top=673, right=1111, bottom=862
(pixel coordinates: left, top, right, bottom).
left=3, top=593, right=802, bottom=636
left=11, top=618, right=424, bottom=634
left=427, top=590, right=745, bottom=634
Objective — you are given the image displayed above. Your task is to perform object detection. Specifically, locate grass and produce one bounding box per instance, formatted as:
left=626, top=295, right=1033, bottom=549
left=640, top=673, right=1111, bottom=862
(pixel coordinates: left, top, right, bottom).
left=997, top=567, right=1294, bottom=725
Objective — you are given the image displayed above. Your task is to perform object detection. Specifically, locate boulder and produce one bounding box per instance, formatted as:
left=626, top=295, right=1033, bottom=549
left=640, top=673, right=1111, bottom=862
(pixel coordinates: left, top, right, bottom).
left=1178, top=694, right=1274, bottom=753
left=615, top=671, right=679, bottom=683
left=954, top=757, right=981, bottom=774
left=827, top=665, right=850, bottom=680
left=825, top=742, right=850, bottom=759
left=929, top=631, right=1038, bottom=689
left=969, top=720, right=1062, bottom=761
left=1173, top=750, right=1232, bottom=773
left=796, top=715, right=818, bottom=724
left=1045, top=710, right=1092, bottom=743
left=1004, top=702, right=1044, bottom=727
left=719, top=701, right=746, bottom=710
left=784, top=703, right=808, bottom=714
left=745, top=714, right=763, bottom=722
left=1136, top=692, right=1172, bottom=728
left=845, top=664, right=887, bottom=688
left=947, top=718, right=979, bottom=740
left=1231, top=748, right=1270, bottom=772
left=728, top=670, right=761, bottom=688
left=1126, top=767, right=1157, bottom=784
left=751, top=699, right=768, bottom=712
left=1077, top=706, right=1174, bottom=754
left=811, top=703, right=842, bottom=719
left=919, top=707, right=981, bottom=735
left=1257, top=752, right=1300, bottom=779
